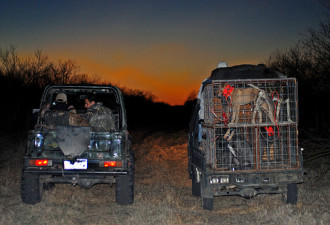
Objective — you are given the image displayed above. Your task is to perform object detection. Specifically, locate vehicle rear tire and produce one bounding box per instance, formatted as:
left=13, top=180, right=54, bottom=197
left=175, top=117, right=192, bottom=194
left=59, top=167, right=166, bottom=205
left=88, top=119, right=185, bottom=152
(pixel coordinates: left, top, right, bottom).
left=202, top=197, right=214, bottom=210
left=287, top=183, right=298, bottom=204
left=21, top=173, right=42, bottom=204
left=115, top=153, right=134, bottom=205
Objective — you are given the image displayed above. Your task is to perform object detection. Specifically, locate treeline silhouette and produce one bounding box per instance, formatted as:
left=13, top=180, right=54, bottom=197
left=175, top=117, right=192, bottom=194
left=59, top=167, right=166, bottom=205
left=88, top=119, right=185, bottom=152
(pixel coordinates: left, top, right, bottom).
left=122, top=88, right=194, bottom=131
left=0, top=46, right=194, bottom=132
left=266, top=21, right=330, bottom=137
left=3, top=17, right=329, bottom=136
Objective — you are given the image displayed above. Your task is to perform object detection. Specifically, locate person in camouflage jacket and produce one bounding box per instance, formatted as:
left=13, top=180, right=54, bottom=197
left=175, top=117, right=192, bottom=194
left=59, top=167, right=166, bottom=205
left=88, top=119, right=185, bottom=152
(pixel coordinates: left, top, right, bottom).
left=84, top=95, right=116, bottom=131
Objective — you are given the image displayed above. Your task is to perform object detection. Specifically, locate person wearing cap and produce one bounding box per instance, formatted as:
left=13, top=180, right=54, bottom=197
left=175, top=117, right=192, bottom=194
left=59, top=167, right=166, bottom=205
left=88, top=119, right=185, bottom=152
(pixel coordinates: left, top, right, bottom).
left=40, top=93, right=75, bottom=118
left=50, top=93, right=75, bottom=111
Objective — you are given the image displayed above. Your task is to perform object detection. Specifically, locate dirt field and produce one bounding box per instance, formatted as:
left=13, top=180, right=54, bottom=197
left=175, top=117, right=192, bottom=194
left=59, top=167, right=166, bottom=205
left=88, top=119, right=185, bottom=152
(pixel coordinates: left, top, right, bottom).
left=0, top=130, right=329, bottom=225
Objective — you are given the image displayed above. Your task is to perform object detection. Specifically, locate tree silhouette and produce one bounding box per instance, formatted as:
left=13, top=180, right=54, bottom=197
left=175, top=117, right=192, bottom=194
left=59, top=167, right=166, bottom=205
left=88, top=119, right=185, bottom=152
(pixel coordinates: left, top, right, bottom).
left=0, top=46, right=190, bottom=132
left=0, top=46, right=102, bottom=131
left=0, top=45, right=19, bottom=77
left=267, top=21, right=330, bottom=136
left=0, top=46, right=100, bottom=87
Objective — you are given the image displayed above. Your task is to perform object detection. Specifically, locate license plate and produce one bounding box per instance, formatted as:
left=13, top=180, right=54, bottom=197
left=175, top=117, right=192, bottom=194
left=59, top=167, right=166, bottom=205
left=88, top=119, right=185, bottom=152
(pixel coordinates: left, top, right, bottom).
left=64, top=159, right=88, bottom=170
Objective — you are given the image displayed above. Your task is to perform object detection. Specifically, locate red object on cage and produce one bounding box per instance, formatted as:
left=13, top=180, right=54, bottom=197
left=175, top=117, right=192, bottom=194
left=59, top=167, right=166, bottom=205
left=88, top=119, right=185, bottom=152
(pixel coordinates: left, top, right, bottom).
left=223, top=84, right=234, bottom=99
left=264, top=126, right=275, bottom=136
left=222, top=112, right=228, bottom=126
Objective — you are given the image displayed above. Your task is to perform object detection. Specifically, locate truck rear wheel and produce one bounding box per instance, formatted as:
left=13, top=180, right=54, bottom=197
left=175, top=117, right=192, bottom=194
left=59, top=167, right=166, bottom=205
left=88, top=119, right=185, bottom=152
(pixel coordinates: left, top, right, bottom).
left=21, top=173, right=42, bottom=204
left=287, top=183, right=298, bottom=204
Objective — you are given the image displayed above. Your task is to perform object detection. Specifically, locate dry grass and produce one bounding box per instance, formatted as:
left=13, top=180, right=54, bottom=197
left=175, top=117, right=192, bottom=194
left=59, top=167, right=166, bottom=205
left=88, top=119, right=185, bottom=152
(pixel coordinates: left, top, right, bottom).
left=0, top=130, right=329, bottom=225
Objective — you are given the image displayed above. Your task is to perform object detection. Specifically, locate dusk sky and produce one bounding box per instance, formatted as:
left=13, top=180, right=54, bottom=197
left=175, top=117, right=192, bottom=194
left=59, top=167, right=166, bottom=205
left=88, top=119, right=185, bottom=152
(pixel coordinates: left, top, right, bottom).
left=0, top=0, right=327, bottom=105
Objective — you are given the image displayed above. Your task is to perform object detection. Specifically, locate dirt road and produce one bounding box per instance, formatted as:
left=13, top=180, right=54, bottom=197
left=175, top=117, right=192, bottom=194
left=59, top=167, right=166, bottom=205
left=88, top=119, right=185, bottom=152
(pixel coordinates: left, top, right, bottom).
left=0, top=131, right=329, bottom=224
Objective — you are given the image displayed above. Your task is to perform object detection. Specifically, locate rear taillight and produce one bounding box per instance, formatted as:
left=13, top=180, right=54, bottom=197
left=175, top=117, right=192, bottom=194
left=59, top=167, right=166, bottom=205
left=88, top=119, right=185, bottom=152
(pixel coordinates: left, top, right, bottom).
left=29, top=159, right=52, bottom=166
left=103, top=161, right=122, bottom=167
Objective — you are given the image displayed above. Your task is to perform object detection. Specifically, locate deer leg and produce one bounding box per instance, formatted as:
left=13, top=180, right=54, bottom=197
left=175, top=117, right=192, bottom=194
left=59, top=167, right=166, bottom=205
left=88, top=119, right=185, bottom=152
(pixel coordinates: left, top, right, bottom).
left=260, top=91, right=275, bottom=124
left=224, top=129, right=231, bottom=139
left=235, top=105, right=240, bottom=124
left=276, top=100, right=282, bottom=122
left=255, top=95, right=263, bottom=124
left=252, top=102, right=257, bottom=124
left=229, top=105, right=238, bottom=125
left=285, top=99, right=293, bottom=123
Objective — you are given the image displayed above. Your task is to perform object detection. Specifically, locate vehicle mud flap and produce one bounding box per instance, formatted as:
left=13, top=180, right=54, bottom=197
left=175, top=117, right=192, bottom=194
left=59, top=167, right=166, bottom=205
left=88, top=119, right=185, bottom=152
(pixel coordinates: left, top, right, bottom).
left=202, top=197, right=214, bottom=211
left=201, top=174, right=214, bottom=210
left=287, top=183, right=298, bottom=204
left=115, top=152, right=134, bottom=205
left=21, top=173, right=42, bottom=204
left=56, top=126, right=92, bottom=157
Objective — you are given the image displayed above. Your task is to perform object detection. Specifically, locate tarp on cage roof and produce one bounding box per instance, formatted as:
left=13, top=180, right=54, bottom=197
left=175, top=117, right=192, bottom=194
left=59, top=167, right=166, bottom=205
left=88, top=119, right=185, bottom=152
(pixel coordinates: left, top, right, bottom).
left=207, top=64, right=287, bottom=81
left=197, top=64, right=287, bottom=120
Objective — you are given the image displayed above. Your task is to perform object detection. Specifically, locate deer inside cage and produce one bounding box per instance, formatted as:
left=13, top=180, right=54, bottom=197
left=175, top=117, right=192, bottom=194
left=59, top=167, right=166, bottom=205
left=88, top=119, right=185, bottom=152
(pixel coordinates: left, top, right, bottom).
left=202, top=78, right=299, bottom=172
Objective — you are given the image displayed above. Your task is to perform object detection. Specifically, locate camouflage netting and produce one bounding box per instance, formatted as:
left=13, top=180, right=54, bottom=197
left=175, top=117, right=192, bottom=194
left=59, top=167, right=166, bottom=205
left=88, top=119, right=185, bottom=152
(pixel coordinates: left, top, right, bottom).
left=88, top=103, right=116, bottom=131
left=89, top=114, right=116, bottom=131
left=44, top=111, right=70, bottom=126
left=69, top=113, right=90, bottom=127
left=43, top=102, right=116, bottom=131
left=44, top=111, right=90, bottom=127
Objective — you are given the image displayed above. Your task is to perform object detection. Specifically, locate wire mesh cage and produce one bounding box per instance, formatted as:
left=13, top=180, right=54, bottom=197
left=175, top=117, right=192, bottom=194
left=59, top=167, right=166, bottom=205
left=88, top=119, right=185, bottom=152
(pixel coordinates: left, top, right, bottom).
left=202, top=78, right=300, bottom=172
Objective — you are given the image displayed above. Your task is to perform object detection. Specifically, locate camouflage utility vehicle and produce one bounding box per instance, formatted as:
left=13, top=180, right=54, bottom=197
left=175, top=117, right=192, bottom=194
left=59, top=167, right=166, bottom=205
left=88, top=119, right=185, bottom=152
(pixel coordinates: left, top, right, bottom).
left=21, top=85, right=134, bottom=205
left=188, top=64, right=304, bottom=210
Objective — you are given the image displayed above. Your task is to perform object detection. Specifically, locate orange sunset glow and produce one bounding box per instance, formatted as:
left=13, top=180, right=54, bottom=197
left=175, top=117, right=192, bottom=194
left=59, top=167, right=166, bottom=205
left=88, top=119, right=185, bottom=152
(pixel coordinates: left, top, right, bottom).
left=77, top=60, right=204, bottom=106
left=1, top=1, right=325, bottom=105
left=50, top=44, right=264, bottom=105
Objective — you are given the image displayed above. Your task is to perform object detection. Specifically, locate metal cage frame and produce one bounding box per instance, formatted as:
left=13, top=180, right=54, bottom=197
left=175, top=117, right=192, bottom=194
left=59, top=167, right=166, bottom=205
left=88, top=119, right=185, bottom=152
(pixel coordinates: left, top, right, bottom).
left=201, top=78, right=300, bottom=172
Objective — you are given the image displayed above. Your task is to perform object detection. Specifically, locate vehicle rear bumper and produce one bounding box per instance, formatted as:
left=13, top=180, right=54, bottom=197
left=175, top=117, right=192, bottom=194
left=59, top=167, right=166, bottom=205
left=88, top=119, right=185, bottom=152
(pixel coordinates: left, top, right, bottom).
left=203, top=169, right=305, bottom=197
left=22, top=168, right=128, bottom=176
left=23, top=157, right=128, bottom=176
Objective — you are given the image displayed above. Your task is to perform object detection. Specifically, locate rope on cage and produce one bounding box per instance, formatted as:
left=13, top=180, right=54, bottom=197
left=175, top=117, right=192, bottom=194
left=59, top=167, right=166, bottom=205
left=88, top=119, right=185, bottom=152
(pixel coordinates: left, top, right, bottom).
left=217, top=84, right=233, bottom=125
left=272, top=91, right=281, bottom=138
left=210, top=106, right=219, bottom=119
left=210, top=106, right=228, bottom=125
left=223, top=85, right=233, bottom=109
left=222, top=99, right=232, bottom=126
